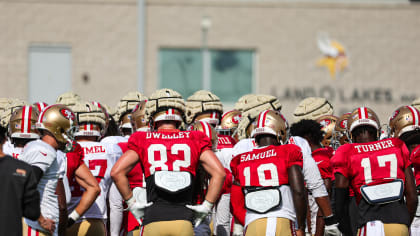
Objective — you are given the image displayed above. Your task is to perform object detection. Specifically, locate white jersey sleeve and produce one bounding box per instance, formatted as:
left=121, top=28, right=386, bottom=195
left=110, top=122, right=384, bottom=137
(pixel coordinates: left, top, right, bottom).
left=20, top=140, right=56, bottom=172
left=232, top=138, right=257, bottom=156
left=288, top=136, right=328, bottom=198
left=216, top=148, right=234, bottom=170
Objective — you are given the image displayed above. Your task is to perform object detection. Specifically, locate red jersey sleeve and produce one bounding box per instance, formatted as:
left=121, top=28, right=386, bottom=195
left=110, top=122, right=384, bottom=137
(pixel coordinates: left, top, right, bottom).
left=66, top=142, right=85, bottom=180
left=312, top=147, right=333, bottom=180
left=286, top=144, right=303, bottom=168
left=230, top=155, right=241, bottom=183
left=194, top=131, right=213, bottom=153
left=127, top=132, right=145, bottom=154
left=411, top=145, right=420, bottom=187
left=332, top=144, right=352, bottom=178
left=399, top=141, right=412, bottom=169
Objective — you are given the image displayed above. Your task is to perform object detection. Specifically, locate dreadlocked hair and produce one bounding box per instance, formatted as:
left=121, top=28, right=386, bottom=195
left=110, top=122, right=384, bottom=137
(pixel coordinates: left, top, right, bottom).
left=290, top=119, right=324, bottom=144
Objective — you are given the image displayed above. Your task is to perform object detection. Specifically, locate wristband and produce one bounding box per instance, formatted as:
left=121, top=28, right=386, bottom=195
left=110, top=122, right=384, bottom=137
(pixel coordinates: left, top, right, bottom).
left=69, top=210, right=80, bottom=221
left=324, top=214, right=338, bottom=226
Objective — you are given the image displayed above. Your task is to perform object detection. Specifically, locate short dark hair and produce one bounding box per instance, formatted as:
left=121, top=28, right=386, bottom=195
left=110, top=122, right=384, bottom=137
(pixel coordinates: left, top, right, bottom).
left=290, top=119, right=324, bottom=144
left=351, top=125, right=378, bottom=141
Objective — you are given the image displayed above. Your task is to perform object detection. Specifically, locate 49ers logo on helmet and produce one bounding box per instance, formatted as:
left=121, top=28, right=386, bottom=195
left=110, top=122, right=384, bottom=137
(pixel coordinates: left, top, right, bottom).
left=319, top=119, right=331, bottom=128
left=339, top=119, right=347, bottom=129
left=61, top=109, right=75, bottom=121
left=232, top=114, right=242, bottom=124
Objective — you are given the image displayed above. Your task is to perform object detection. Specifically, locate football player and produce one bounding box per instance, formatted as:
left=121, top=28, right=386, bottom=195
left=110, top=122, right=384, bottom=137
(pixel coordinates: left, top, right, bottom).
left=185, top=90, right=223, bottom=127
left=115, top=91, right=147, bottom=137
left=118, top=101, right=149, bottom=236
left=331, top=112, right=351, bottom=150
left=20, top=104, right=77, bottom=235
left=111, top=88, right=225, bottom=236
left=388, top=105, right=420, bottom=235
left=230, top=110, right=307, bottom=236
left=333, top=107, right=417, bottom=236
left=7, top=105, right=40, bottom=159
left=290, top=119, right=336, bottom=236
left=67, top=102, right=122, bottom=235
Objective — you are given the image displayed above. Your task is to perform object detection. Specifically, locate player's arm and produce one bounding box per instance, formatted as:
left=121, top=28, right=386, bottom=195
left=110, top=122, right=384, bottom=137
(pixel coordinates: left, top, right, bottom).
left=404, top=166, right=418, bottom=223
left=333, top=173, right=350, bottom=227
left=110, top=150, right=140, bottom=201
left=199, top=149, right=226, bottom=204
left=69, top=163, right=101, bottom=226
left=56, top=178, right=67, bottom=235
left=288, top=165, right=307, bottom=233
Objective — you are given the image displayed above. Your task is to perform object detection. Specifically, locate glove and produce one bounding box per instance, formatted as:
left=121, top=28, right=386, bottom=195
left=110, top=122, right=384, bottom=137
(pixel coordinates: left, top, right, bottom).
left=126, top=195, right=153, bottom=224
left=232, top=223, right=244, bottom=236
left=186, top=200, right=214, bottom=227
left=67, top=210, right=80, bottom=228
left=324, top=214, right=341, bottom=236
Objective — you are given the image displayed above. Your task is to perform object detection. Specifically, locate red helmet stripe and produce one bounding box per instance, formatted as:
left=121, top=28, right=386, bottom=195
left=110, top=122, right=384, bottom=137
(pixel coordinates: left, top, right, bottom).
left=21, top=106, right=26, bottom=133
left=27, top=106, right=32, bottom=133
left=407, top=106, right=420, bottom=126
left=200, top=121, right=211, bottom=139
left=258, top=110, right=269, bottom=128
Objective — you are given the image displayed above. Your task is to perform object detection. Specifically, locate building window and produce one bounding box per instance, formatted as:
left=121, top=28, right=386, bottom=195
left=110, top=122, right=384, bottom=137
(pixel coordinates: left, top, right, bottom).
left=159, top=48, right=254, bottom=102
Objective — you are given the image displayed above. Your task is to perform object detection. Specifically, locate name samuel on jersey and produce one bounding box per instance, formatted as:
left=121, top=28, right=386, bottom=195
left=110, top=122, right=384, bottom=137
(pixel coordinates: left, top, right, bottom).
left=240, top=149, right=277, bottom=162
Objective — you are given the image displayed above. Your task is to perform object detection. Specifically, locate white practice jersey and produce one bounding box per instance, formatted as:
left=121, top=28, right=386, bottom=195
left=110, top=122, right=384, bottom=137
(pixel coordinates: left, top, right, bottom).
left=216, top=148, right=235, bottom=171
left=100, top=135, right=128, bottom=145
left=68, top=141, right=122, bottom=220
left=20, top=140, right=64, bottom=235
left=3, top=139, right=24, bottom=159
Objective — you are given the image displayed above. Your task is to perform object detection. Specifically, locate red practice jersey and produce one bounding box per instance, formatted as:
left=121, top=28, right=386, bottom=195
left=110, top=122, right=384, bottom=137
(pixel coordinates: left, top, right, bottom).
left=312, top=147, right=333, bottom=180
left=230, top=144, right=303, bottom=187
left=118, top=142, right=145, bottom=188
left=217, top=134, right=236, bottom=150
left=333, top=138, right=411, bottom=202
left=128, top=130, right=212, bottom=178
left=66, top=142, right=85, bottom=181
left=410, top=144, right=420, bottom=188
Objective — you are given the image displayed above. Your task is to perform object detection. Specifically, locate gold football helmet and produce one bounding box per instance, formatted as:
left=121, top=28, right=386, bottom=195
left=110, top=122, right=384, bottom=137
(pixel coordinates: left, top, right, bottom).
left=332, top=112, right=351, bottom=147
left=146, top=88, right=185, bottom=129
left=56, top=92, right=82, bottom=109
left=72, top=102, right=106, bottom=137
left=186, top=90, right=223, bottom=125
left=347, top=107, right=380, bottom=139
left=131, top=101, right=149, bottom=132
left=189, top=120, right=218, bottom=151
left=37, top=104, right=77, bottom=152
left=316, top=115, right=338, bottom=148
left=33, top=102, right=48, bottom=112
left=293, top=97, right=333, bottom=122
left=216, top=110, right=242, bottom=138
left=251, top=110, right=288, bottom=144
left=9, top=105, right=40, bottom=140
left=389, top=105, right=420, bottom=138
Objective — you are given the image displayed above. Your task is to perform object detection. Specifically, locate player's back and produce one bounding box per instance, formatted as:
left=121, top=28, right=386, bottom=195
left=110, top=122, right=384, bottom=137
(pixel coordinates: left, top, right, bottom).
left=333, top=137, right=412, bottom=228
left=127, top=130, right=213, bottom=225
left=68, top=141, right=120, bottom=220
left=230, top=144, right=303, bottom=226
